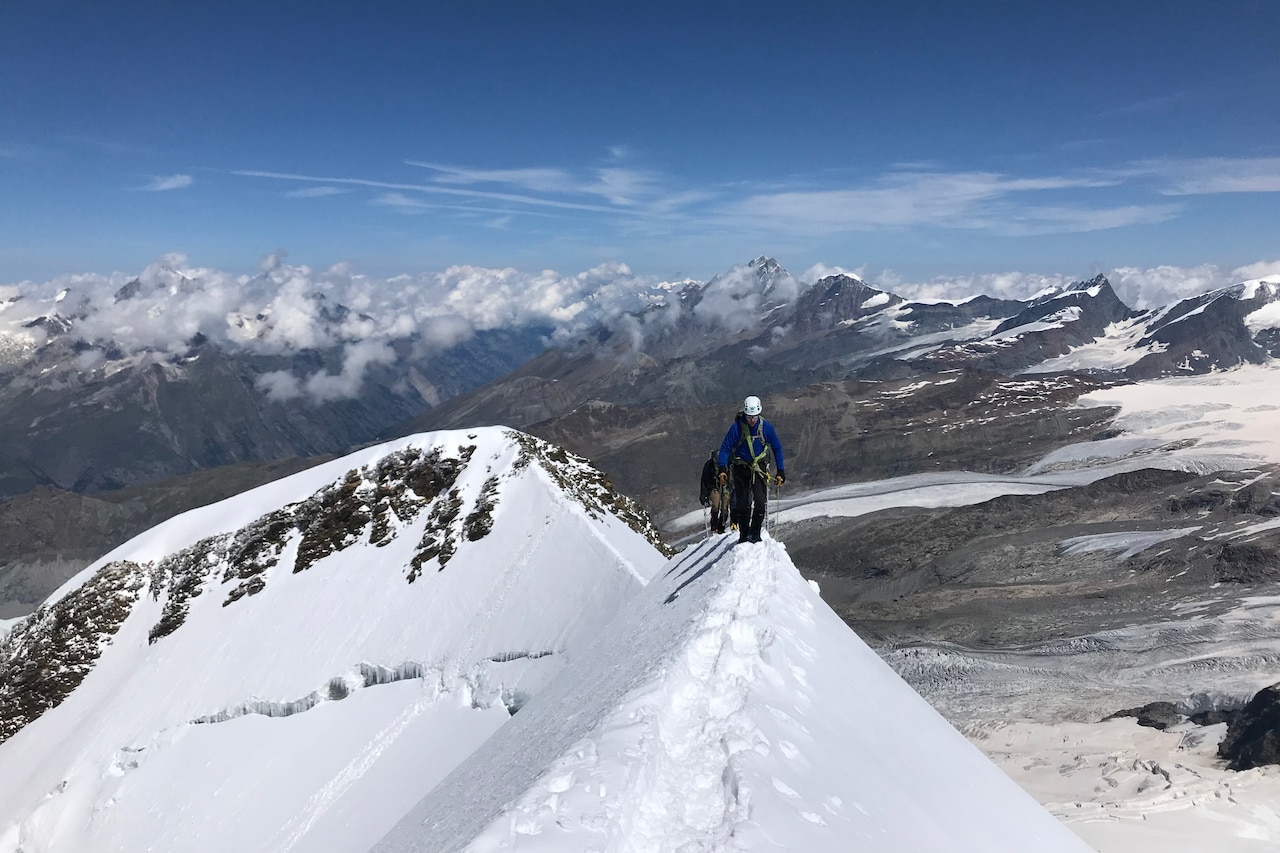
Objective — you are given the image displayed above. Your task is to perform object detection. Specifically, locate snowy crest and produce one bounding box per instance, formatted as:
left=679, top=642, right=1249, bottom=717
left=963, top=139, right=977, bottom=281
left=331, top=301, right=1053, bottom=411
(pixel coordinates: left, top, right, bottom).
left=376, top=535, right=1090, bottom=852
left=0, top=427, right=668, bottom=852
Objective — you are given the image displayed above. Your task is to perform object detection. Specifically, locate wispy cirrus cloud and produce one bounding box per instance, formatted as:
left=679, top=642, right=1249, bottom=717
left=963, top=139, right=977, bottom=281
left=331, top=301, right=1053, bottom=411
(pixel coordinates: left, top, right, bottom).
left=140, top=174, right=193, bottom=191
left=1144, top=157, right=1280, bottom=195
left=235, top=169, right=625, bottom=214
left=236, top=152, right=1275, bottom=242
left=285, top=185, right=350, bottom=198
left=1097, top=86, right=1201, bottom=119
left=371, top=192, right=432, bottom=213
left=405, top=160, right=661, bottom=206
left=713, top=170, right=1145, bottom=236
left=995, top=203, right=1182, bottom=235
left=406, top=162, right=579, bottom=193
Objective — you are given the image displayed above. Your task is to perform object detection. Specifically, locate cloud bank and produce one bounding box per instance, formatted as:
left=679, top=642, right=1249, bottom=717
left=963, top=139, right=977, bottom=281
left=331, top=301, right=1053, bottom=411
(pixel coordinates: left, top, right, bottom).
left=3, top=254, right=1275, bottom=402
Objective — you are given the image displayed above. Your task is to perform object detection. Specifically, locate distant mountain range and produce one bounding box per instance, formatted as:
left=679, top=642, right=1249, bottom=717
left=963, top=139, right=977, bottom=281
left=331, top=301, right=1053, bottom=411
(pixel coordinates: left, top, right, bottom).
left=0, top=275, right=550, bottom=498
left=5, top=257, right=1276, bottom=502
left=407, top=258, right=1280, bottom=434
left=1, top=257, right=1277, bottom=617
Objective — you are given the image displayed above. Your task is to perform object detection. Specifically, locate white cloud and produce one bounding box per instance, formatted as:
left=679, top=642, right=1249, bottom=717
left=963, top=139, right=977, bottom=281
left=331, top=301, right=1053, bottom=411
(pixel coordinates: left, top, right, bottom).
left=688, top=260, right=805, bottom=334
left=238, top=156, right=1214, bottom=242
left=260, top=250, right=287, bottom=271
left=1146, top=157, right=1280, bottom=195
left=874, top=270, right=1078, bottom=303
left=236, top=170, right=622, bottom=214
left=997, top=203, right=1182, bottom=235
left=407, top=160, right=660, bottom=207
left=580, top=167, right=659, bottom=206
left=301, top=340, right=397, bottom=402
left=372, top=192, right=431, bottom=213
left=1232, top=260, right=1280, bottom=281
left=718, top=171, right=1127, bottom=236
left=406, top=162, right=578, bottom=193
left=141, top=174, right=193, bottom=192
left=1107, top=264, right=1236, bottom=309
left=800, top=263, right=858, bottom=284
left=285, top=186, right=349, bottom=198
left=7, top=254, right=668, bottom=372
left=255, top=370, right=303, bottom=401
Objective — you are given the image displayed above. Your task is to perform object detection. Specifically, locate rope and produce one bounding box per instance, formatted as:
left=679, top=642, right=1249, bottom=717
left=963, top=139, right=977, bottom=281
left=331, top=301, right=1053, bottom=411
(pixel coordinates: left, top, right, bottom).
left=769, top=476, right=784, bottom=536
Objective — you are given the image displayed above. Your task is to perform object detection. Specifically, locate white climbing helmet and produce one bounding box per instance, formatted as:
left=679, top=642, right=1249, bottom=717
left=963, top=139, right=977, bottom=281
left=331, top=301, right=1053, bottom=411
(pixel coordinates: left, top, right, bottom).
left=743, top=395, right=762, bottom=416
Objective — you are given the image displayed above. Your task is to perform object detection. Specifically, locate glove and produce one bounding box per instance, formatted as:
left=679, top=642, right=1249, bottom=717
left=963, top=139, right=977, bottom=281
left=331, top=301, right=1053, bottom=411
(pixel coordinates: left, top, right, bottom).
left=700, top=496, right=710, bottom=507
left=775, top=470, right=785, bottom=486
left=718, top=469, right=728, bottom=485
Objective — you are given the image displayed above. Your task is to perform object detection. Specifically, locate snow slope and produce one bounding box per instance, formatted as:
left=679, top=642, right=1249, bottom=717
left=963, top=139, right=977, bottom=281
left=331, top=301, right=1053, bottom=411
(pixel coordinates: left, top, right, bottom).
left=0, top=427, right=667, bottom=852
left=1029, top=363, right=1280, bottom=474
left=375, top=534, right=1091, bottom=853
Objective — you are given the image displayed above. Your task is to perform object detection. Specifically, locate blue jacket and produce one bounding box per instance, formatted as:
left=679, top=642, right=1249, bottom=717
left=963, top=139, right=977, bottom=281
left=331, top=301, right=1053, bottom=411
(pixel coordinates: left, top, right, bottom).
left=717, top=413, right=784, bottom=473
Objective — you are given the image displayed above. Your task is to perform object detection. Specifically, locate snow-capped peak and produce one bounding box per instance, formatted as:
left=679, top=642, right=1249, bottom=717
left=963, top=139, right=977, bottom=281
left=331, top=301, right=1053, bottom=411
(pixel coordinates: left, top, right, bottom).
left=1233, top=276, right=1280, bottom=302
left=0, top=427, right=667, bottom=852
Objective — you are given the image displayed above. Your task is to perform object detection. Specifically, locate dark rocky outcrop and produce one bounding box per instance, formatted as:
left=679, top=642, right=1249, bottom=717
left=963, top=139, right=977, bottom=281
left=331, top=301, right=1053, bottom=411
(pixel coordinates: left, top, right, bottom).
left=1214, top=542, right=1280, bottom=585
left=1219, top=683, right=1280, bottom=770
left=0, top=561, right=145, bottom=744
left=1104, top=701, right=1184, bottom=730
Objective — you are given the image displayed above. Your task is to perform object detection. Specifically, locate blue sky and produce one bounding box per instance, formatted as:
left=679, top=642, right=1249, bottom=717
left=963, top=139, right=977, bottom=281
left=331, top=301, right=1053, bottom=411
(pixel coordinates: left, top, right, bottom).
left=2, top=0, right=1278, bottom=284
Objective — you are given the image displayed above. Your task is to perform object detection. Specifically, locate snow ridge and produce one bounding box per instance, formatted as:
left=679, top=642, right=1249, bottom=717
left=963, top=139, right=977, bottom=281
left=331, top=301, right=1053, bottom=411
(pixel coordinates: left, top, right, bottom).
left=374, top=534, right=1091, bottom=853
left=0, top=427, right=669, bottom=853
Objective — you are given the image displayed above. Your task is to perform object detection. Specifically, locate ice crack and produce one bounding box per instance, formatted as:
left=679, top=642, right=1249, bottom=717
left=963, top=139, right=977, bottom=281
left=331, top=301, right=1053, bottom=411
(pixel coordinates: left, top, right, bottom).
left=190, top=661, right=434, bottom=724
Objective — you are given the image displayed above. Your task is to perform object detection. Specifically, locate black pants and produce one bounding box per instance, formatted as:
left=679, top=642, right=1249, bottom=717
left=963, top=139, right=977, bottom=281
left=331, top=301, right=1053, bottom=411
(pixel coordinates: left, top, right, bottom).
left=731, top=464, right=768, bottom=535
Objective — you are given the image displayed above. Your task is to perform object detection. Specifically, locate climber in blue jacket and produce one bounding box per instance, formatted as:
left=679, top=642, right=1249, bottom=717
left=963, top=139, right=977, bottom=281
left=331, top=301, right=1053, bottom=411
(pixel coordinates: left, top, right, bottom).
left=716, top=395, right=785, bottom=544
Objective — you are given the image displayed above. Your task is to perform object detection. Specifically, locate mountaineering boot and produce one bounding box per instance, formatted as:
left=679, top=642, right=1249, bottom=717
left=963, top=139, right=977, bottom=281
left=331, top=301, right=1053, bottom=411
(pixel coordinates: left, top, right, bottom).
left=738, top=530, right=751, bottom=544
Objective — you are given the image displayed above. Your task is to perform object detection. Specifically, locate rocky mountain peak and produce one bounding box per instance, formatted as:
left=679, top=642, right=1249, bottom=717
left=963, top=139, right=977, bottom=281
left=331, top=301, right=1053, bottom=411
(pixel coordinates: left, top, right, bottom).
left=789, top=274, right=901, bottom=334
left=1064, top=273, right=1112, bottom=293
left=749, top=255, right=783, bottom=277
left=112, top=278, right=144, bottom=303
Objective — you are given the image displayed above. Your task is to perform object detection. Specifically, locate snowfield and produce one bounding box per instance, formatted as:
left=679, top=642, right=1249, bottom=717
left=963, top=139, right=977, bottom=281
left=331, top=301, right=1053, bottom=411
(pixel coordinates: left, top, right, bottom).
left=1033, top=364, right=1280, bottom=475
left=375, top=534, right=1088, bottom=852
